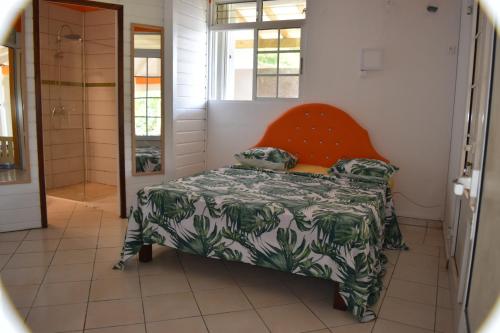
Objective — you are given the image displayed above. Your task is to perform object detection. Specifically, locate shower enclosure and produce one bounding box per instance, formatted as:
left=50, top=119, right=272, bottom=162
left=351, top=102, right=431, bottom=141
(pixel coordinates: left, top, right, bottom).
left=39, top=1, right=118, bottom=206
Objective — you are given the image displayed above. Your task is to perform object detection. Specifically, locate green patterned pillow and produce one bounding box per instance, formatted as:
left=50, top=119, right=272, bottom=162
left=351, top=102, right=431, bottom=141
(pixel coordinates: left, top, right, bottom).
left=234, top=147, right=298, bottom=170
left=329, top=158, right=398, bottom=179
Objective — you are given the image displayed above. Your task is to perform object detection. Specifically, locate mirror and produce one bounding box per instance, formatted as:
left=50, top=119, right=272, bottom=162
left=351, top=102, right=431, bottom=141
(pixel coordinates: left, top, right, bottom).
left=0, top=14, right=29, bottom=184
left=131, top=24, right=164, bottom=175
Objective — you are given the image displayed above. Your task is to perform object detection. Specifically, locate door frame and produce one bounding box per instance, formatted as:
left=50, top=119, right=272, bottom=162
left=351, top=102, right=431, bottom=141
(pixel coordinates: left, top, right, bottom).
left=449, top=4, right=497, bottom=332
left=459, top=26, right=500, bottom=332
left=33, top=0, right=127, bottom=227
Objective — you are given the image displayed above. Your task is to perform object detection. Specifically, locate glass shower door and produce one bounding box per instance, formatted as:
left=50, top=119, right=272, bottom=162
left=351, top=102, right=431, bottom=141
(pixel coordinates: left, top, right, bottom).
left=42, top=2, right=87, bottom=202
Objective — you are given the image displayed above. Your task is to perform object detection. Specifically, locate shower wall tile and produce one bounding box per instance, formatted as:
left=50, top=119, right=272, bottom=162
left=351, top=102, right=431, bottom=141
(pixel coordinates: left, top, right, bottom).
left=87, top=143, right=118, bottom=159
left=51, top=143, right=84, bottom=160
left=39, top=17, right=49, bottom=35
left=85, top=7, right=118, bottom=186
left=85, top=24, right=115, bottom=41
left=87, top=101, right=116, bottom=116
left=42, top=5, right=82, bottom=26
left=47, top=86, right=83, bottom=101
left=85, top=41, right=115, bottom=56
left=86, top=53, right=115, bottom=70
left=86, top=87, right=115, bottom=101
left=87, top=115, right=117, bottom=130
left=52, top=157, right=85, bottom=174
left=89, top=170, right=117, bottom=186
left=86, top=69, right=115, bottom=83
left=52, top=171, right=85, bottom=188
left=50, top=129, right=84, bottom=145
left=41, top=52, right=83, bottom=69
left=39, top=0, right=49, bottom=18
left=88, top=157, right=116, bottom=173
left=42, top=130, right=51, bottom=146
left=85, top=10, right=116, bottom=26
left=48, top=19, right=83, bottom=36
left=87, top=129, right=117, bottom=145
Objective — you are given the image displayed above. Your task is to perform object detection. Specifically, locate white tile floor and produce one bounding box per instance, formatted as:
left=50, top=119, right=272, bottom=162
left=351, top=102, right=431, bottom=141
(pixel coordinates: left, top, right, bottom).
left=0, top=197, right=454, bottom=333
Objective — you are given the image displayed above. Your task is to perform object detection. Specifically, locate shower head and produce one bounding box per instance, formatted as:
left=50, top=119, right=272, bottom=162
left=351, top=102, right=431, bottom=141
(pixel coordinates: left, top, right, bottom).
left=56, top=24, right=82, bottom=42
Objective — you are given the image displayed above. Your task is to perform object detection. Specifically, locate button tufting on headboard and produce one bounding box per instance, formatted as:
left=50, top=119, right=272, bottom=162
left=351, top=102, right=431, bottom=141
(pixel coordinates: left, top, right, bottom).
left=253, top=103, right=388, bottom=167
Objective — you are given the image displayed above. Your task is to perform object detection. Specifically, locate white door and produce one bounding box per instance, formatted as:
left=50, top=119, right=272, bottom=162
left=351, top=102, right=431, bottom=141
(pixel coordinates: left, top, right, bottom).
left=461, top=27, right=500, bottom=333
left=452, top=4, right=495, bottom=305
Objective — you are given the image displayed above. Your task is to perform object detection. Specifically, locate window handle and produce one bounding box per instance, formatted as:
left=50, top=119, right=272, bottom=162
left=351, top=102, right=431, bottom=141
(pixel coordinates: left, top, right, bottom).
left=300, top=57, right=304, bottom=75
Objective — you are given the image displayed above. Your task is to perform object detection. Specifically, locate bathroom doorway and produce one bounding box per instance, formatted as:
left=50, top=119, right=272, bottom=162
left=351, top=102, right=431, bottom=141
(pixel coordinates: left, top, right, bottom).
left=33, top=0, right=125, bottom=224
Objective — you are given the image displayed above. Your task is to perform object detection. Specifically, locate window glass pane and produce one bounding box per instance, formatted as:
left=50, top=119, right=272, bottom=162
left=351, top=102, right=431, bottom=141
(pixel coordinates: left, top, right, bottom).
left=262, top=0, right=306, bottom=21
left=258, top=29, right=279, bottom=51
left=147, top=80, right=161, bottom=98
left=280, top=28, right=301, bottom=51
left=134, top=34, right=161, bottom=50
left=216, top=1, right=257, bottom=24
left=257, top=53, right=278, bottom=74
left=221, top=30, right=254, bottom=100
left=147, top=117, right=162, bottom=136
left=278, top=75, right=299, bottom=98
left=135, top=117, right=147, bottom=136
left=134, top=78, right=147, bottom=98
left=147, top=98, right=162, bottom=118
left=134, top=57, right=147, bottom=76
left=279, top=52, right=300, bottom=74
left=148, top=58, right=161, bottom=77
left=257, top=76, right=277, bottom=98
left=134, top=99, right=147, bottom=117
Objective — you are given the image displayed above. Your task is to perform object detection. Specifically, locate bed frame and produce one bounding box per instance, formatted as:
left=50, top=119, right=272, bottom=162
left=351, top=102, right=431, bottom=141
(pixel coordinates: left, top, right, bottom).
left=138, top=103, right=388, bottom=312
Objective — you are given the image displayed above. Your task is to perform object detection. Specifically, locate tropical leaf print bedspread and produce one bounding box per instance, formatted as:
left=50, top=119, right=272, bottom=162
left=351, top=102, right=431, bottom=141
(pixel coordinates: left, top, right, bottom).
left=116, top=166, right=406, bottom=321
left=135, top=147, right=161, bottom=173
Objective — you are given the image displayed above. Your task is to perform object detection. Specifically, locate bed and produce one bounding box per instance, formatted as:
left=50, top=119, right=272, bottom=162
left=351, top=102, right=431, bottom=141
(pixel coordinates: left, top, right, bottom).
left=116, top=103, right=406, bottom=322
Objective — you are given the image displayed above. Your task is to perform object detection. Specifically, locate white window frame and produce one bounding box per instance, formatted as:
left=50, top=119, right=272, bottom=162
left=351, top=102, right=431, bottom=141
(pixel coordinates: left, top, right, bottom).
left=134, top=48, right=162, bottom=137
left=209, top=0, right=306, bottom=101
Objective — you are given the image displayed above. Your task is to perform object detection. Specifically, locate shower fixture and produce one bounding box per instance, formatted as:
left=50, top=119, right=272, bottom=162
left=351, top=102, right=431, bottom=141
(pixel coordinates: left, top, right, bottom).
left=56, top=24, right=82, bottom=42
left=51, top=24, right=83, bottom=121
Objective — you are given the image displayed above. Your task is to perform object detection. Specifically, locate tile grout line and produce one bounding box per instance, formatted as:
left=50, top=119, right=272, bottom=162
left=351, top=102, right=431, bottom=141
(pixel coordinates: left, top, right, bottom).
left=381, top=244, right=441, bottom=333
left=176, top=250, right=212, bottom=333
left=370, top=250, right=401, bottom=332
left=277, top=276, right=332, bottom=332
left=0, top=224, right=30, bottom=271
left=23, top=201, right=78, bottom=322
left=373, top=248, right=402, bottom=333
left=138, top=254, right=148, bottom=332
left=82, top=207, right=103, bottom=331
left=434, top=246, right=442, bottom=332
left=223, top=260, right=273, bottom=333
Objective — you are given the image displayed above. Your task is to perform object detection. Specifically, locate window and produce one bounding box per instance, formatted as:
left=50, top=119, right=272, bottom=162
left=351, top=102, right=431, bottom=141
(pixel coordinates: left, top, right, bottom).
left=210, top=0, right=306, bottom=100
left=133, top=34, right=162, bottom=137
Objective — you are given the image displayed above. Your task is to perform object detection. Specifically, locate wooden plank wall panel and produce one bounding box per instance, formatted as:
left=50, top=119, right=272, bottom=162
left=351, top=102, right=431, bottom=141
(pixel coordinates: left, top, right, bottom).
left=0, top=7, right=42, bottom=232
left=173, top=0, right=207, bottom=178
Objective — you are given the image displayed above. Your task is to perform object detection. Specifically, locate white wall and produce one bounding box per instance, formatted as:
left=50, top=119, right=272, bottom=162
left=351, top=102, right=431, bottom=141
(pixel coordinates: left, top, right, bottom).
left=443, top=0, right=473, bottom=257
left=0, top=6, right=42, bottom=232
left=170, top=0, right=207, bottom=179
left=207, top=0, right=462, bottom=220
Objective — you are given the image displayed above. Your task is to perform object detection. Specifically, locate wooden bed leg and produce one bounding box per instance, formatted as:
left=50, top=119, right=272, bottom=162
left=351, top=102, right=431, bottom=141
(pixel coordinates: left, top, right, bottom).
left=139, top=244, right=152, bottom=263
left=333, top=281, right=347, bottom=311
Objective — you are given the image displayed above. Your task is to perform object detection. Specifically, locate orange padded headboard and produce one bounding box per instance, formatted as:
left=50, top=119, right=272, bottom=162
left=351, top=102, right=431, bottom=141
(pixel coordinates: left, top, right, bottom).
left=254, top=103, right=388, bottom=167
